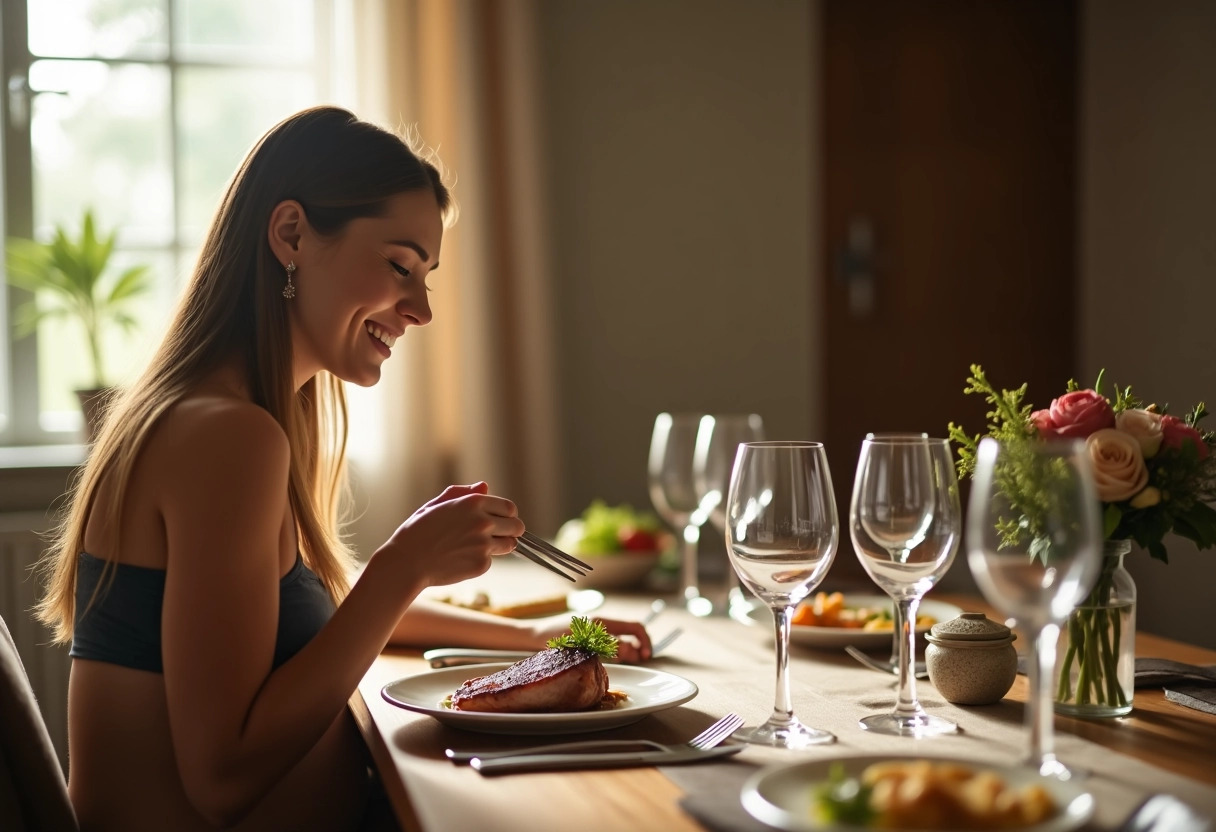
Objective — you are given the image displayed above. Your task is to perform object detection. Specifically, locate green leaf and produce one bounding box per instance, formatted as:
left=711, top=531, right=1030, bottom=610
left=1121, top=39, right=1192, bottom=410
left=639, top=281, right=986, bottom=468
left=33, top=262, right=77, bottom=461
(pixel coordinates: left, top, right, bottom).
left=1103, top=504, right=1123, bottom=539
left=5, top=207, right=154, bottom=387
left=546, top=616, right=619, bottom=658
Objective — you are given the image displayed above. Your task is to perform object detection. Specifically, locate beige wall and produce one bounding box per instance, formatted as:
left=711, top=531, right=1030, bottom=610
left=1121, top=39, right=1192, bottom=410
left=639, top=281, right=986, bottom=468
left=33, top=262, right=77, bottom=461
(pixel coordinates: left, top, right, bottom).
left=535, top=0, right=1214, bottom=646
left=1080, top=0, right=1216, bottom=647
left=537, top=0, right=820, bottom=526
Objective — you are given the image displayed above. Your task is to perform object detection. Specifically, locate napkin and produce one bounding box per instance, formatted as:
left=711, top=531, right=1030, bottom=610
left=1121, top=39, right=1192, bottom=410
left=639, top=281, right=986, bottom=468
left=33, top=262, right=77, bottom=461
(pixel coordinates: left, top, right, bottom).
left=666, top=761, right=767, bottom=832
left=1163, top=684, right=1216, bottom=716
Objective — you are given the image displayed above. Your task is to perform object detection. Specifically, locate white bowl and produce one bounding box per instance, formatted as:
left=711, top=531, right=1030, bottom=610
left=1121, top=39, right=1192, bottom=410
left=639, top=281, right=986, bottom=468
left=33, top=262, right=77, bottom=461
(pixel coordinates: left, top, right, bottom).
left=571, top=552, right=661, bottom=590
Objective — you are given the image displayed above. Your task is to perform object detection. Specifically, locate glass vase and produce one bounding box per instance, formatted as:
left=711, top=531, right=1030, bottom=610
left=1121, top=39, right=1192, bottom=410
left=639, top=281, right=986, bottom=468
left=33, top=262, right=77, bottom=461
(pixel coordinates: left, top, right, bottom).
left=1054, top=539, right=1136, bottom=718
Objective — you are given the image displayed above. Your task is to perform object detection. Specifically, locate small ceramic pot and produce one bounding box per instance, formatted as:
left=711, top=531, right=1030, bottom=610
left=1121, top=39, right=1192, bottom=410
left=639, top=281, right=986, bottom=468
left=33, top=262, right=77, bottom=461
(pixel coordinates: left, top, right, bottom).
left=925, top=612, right=1018, bottom=705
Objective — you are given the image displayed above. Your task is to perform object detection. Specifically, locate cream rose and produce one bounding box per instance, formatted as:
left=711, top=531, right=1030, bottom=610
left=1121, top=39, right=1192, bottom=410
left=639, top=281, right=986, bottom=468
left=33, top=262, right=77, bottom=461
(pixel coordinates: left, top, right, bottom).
left=1115, top=409, right=1164, bottom=458
left=1085, top=428, right=1149, bottom=502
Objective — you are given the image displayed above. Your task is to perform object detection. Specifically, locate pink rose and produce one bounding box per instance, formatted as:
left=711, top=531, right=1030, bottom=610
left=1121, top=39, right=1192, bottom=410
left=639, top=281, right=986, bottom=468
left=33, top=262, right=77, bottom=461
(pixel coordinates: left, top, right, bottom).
left=1086, top=428, right=1148, bottom=502
left=1160, top=414, right=1210, bottom=460
left=1115, top=409, right=1164, bottom=458
left=1030, top=409, right=1055, bottom=439
left=1043, top=390, right=1115, bottom=439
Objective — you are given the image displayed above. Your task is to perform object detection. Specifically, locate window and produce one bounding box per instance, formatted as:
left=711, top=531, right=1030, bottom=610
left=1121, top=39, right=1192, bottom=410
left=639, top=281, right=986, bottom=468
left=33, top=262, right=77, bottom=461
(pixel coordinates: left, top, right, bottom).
left=1, top=0, right=351, bottom=444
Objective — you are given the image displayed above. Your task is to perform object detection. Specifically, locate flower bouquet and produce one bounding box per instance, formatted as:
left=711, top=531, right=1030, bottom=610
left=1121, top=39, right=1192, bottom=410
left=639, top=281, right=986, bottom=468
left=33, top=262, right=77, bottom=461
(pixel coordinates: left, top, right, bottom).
left=948, top=365, right=1216, bottom=716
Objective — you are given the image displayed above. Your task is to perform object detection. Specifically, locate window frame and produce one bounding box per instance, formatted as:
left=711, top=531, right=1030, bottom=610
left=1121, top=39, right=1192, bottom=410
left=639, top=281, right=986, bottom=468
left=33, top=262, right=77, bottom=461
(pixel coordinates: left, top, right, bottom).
left=0, top=0, right=339, bottom=446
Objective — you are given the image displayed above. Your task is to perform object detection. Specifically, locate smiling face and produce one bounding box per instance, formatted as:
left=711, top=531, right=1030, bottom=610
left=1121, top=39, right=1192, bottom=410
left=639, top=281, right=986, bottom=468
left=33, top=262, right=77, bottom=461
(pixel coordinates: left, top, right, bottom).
left=280, top=189, right=444, bottom=389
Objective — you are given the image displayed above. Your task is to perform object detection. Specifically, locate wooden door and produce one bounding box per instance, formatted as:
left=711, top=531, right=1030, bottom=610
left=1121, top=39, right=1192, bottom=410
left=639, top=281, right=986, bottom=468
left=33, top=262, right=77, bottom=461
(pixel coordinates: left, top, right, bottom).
left=821, top=0, right=1078, bottom=586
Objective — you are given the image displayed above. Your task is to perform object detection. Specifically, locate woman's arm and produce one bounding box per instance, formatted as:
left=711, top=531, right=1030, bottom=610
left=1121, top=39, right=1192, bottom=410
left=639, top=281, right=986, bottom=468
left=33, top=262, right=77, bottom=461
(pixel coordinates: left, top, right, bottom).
left=387, top=597, right=654, bottom=663
left=155, top=401, right=522, bottom=826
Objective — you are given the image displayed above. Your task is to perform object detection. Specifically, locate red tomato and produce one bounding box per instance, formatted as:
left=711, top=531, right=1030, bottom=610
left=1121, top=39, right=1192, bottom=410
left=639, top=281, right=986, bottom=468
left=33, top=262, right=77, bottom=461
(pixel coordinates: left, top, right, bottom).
left=618, top=527, right=659, bottom=552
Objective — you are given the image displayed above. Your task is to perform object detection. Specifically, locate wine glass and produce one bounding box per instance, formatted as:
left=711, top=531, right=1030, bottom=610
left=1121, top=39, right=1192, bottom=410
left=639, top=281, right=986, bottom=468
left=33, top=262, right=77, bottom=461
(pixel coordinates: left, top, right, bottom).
left=726, top=441, right=838, bottom=747
left=967, top=437, right=1102, bottom=778
left=693, top=413, right=766, bottom=620
left=864, top=431, right=930, bottom=674
left=648, top=413, right=712, bottom=615
left=850, top=435, right=960, bottom=736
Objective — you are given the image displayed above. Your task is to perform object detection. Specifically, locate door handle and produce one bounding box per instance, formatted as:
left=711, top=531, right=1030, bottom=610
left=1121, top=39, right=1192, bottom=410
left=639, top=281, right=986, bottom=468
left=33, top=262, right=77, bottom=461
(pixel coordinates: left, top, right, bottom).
left=835, top=217, right=877, bottom=318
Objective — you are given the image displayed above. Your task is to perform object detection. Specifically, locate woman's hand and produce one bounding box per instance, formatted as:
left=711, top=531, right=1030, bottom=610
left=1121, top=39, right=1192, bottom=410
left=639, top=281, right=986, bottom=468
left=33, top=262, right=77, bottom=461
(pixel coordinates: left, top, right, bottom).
left=533, top=616, right=653, bottom=664
left=377, top=482, right=525, bottom=588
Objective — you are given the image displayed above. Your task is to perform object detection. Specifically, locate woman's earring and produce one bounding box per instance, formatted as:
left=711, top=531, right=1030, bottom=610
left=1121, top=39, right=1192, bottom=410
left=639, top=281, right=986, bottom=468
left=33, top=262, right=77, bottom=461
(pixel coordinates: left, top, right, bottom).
left=282, top=261, right=297, bottom=299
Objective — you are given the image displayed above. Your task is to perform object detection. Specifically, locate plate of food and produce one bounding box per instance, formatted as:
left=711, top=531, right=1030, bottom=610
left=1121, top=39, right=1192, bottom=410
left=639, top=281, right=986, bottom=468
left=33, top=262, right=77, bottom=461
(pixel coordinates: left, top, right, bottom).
left=741, top=755, right=1094, bottom=832
left=553, top=500, right=674, bottom=590
left=381, top=618, right=698, bottom=734
left=746, top=592, right=964, bottom=650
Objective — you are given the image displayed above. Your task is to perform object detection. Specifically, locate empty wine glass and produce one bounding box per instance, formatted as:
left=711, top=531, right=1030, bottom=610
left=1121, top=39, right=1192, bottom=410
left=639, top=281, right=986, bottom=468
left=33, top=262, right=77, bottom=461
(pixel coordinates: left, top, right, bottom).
left=648, top=413, right=712, bottom=615
left=850, top=435, right=960, bottom=736
left=726, top=441, right=838, bottom=748
left=967, top=437, right=1102, bottom=778
left=864, top=431, right=930, bottom=675
left=694, top=413, right=765, bottom=620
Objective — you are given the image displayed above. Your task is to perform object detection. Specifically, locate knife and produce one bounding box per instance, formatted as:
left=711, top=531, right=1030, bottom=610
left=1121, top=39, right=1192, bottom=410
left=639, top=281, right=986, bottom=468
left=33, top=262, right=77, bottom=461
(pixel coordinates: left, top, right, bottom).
left=423, top=648, right=534, bottom=668
left=469, top=743, right=743, bottom=775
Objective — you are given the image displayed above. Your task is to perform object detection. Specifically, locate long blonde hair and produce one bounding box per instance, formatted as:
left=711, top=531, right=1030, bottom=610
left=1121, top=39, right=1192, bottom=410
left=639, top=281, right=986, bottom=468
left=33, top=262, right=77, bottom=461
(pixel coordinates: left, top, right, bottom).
left=37, top=106, right=454, bottom=642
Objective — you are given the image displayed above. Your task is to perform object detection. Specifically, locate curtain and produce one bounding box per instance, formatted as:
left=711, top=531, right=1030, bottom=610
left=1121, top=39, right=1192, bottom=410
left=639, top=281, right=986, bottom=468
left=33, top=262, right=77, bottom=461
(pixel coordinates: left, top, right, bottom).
left=343, top=0, right=561, bottom=557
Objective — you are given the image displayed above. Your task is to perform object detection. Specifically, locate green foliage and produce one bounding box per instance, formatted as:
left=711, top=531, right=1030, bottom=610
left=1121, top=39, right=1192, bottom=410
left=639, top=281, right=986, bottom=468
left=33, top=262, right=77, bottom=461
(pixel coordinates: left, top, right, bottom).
left=5, top=208, right=152, bottom=389
left=946, top=364, right=1037, bottom=485
left=546, top=616, right=619, bottom=659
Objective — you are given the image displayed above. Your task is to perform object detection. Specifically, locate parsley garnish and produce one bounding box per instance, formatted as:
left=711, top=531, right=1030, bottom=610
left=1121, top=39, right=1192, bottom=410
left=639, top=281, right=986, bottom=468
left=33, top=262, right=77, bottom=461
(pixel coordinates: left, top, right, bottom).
left=546, top=616, right=618, bottom=659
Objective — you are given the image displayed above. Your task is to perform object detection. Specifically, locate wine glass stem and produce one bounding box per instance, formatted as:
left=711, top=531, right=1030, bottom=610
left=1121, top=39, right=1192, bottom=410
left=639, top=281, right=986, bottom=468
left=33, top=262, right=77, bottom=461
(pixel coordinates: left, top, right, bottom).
left=888, top=603, right=903, bottom=666
left=681, top=523, right=701, bottom=602
left=1027, top=623, right=1061, bottom=770
left=893, top=597, right=924, bottom=718
left=770, top=603, right=796, bottom=724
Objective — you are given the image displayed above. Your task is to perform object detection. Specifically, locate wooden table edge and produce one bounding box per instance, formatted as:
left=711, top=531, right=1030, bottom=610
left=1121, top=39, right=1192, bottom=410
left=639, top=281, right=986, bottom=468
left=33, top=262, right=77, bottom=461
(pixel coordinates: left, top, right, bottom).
left=350, top=690, right=423, bottom=832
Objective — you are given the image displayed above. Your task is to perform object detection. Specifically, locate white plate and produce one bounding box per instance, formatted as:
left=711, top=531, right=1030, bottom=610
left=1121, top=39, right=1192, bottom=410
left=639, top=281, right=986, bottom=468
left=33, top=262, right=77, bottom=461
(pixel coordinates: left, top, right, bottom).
left=746, top=595, right=964, bottom=649
left=381, top=663, right=699, bottom=735
left=741, top=755, right=1094, bottom=832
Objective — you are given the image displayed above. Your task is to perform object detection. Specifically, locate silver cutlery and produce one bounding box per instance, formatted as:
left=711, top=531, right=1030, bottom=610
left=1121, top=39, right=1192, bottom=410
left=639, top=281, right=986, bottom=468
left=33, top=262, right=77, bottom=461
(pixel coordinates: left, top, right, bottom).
left=514, top=531, right=593, bottom=582
left=642, top=599, right=666, bottom=626
left=466, top=713, right=745, bottom=774
left=650, top=627, right=682, bottom=655
left=447, top=711, right=743, bottom=765
left=423, top=627, right=684, bottom=668
left=471, top=743, right=742, bottom=775
left=844, top=644, right=928, bottom=680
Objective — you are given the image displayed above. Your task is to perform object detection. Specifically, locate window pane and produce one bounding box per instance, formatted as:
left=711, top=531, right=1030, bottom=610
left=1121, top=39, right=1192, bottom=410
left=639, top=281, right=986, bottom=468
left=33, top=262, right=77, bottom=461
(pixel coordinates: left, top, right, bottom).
left=28, top=0, right=168, bottom=60
left=175, top=0, right=315, bottom=64
left=37, top=248, right=174, bottom=430
left=177, top=67, right=318, bottom=242
left=31, top=60, right=173, bottom=247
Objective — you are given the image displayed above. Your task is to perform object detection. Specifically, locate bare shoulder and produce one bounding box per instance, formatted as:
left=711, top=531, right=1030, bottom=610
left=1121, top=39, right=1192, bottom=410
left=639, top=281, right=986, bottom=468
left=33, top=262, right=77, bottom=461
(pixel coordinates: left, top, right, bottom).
left=147, top=393, right=290, bottom=490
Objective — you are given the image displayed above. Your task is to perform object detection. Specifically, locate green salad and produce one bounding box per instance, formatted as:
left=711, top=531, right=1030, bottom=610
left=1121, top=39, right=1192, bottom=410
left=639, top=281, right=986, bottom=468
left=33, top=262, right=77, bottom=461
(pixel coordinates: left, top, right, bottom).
left=555, top=500, right=669, bottom=555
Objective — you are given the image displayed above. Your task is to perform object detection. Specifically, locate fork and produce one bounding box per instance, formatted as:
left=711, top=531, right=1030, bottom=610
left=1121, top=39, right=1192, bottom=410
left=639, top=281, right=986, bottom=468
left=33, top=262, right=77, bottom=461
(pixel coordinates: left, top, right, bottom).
left=642, top=599, right=666, bottom=626
left=844, top=645, right=928, bottom=680
left=514, top=531, right=594, bottom=582
left=651, top=627, right=683, bottom=656
left=446, top=711, right=743, bottom=764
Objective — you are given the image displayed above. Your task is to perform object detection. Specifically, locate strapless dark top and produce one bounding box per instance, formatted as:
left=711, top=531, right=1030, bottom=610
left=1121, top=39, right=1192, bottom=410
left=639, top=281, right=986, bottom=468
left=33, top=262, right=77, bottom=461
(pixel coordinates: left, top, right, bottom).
left=70, top=552, right=335, bottom=673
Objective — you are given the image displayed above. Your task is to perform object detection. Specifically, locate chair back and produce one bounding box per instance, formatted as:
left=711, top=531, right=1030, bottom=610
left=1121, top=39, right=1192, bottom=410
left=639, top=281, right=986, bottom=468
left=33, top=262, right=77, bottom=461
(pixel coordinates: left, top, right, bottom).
left=0, top=613, right=78, bottom=831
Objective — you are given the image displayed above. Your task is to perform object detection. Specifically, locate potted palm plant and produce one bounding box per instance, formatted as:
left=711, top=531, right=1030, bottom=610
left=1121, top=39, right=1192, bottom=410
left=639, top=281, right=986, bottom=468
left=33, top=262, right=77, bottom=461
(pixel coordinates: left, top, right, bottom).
left=5, top=208, right=152, bottom=441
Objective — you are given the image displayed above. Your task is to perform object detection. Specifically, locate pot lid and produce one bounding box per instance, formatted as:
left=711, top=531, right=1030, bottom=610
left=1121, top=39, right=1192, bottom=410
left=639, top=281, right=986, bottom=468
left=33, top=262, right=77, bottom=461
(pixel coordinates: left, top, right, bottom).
left=929, top=611, right=1011, bottom=642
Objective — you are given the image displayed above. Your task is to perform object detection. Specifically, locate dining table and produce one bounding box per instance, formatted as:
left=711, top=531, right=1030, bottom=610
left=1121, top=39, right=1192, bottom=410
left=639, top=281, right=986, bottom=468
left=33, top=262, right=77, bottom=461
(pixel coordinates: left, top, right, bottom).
left=351, top=558, right=1216, bottom=832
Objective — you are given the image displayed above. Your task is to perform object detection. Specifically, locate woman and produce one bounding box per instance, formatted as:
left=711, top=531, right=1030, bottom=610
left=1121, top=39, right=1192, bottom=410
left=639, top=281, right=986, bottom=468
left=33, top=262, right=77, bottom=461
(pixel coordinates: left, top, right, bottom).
left=35, top=106, right=651, bottom=831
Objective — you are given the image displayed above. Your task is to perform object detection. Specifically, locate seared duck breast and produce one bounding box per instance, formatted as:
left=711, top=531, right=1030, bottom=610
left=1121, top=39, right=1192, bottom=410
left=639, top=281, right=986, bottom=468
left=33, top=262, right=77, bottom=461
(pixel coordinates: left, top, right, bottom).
left=451, top=647, right=609, bottom=713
